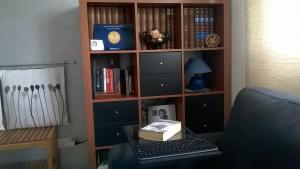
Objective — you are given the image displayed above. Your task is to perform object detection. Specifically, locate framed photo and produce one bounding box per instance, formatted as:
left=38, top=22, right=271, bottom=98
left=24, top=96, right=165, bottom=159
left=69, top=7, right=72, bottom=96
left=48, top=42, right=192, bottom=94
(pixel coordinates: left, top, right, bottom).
left=147, top=104, right=176, bottom=124
left=90, top=40, right=104, bottom=51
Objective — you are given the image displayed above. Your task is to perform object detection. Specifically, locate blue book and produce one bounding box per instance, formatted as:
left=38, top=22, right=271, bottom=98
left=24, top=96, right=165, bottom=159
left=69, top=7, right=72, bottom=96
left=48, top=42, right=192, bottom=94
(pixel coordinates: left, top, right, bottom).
left=93, top=24, right=133, bottom=50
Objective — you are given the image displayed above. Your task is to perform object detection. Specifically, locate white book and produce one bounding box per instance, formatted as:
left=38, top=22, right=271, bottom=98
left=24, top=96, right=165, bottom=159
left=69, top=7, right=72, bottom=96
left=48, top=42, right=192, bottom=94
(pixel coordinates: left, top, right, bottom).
left=138, top=120, right=181, bottom=141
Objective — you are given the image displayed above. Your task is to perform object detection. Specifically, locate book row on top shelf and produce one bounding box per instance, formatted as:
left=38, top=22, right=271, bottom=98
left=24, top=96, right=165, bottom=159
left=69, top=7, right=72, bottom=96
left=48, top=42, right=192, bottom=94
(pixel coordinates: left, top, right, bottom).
left=91, top=50, right=224, bottom=101
left=86, top=3, right=224, bottom=51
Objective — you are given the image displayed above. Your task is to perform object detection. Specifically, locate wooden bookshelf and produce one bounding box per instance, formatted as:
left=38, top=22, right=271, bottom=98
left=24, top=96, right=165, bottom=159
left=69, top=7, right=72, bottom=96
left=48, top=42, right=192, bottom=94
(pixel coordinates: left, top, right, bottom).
left=79, top=0, right=230, bottom=168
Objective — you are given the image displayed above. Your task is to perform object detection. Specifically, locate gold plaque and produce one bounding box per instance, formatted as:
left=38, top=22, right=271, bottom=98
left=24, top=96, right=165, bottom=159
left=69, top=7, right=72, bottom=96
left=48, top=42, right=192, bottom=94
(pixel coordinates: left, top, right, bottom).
left=108, top=31, right=121, bottom=44
left=205, top=34, right=221, bottom=48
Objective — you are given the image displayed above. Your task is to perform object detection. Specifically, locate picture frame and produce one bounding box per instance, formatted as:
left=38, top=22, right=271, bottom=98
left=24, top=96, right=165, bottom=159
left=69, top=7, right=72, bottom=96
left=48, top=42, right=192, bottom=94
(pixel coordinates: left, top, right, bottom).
left=147, top=104, right=176, bottom=124
left=90, top=39, right=104, bottom=51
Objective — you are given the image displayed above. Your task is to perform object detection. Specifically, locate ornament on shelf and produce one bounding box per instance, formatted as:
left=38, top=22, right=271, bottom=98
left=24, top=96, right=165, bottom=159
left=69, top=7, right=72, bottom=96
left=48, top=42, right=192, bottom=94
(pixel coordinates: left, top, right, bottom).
left=205, top=34, right=221, bottom=48
left=142, top=29, right=171, bottom=49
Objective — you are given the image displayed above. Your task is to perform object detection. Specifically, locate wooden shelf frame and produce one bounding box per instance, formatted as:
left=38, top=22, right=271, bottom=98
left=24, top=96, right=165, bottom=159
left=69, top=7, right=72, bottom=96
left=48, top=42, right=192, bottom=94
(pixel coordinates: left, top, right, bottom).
left=80, top=0, right=231, bottom=168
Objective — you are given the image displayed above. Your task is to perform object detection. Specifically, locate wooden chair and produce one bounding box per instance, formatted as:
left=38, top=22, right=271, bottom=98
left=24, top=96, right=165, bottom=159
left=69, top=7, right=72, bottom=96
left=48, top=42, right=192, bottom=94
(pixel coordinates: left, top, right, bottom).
left=0, top=127, right=57, bottom=169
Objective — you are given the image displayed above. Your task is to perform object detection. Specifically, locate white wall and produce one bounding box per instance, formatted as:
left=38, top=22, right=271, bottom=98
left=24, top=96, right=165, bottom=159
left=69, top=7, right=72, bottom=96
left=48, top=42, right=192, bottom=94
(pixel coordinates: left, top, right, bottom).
left=0, top=0, right=89, bottom=168
left=231, top=0, right=246, bottom=103
left=0, top=0, right=246, bottom=168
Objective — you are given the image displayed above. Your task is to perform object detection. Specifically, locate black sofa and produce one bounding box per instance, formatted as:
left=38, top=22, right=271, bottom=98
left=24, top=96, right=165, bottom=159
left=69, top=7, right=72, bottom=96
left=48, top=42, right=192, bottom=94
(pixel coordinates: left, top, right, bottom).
left=109, top=87, right=300, bottom=169
left=217, top=87, right=300, bottom=169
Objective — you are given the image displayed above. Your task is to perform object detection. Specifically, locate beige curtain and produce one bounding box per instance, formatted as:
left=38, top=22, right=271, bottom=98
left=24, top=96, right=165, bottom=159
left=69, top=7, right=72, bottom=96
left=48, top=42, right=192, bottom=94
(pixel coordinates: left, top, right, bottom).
left=246, top=0, right=300, bottom=95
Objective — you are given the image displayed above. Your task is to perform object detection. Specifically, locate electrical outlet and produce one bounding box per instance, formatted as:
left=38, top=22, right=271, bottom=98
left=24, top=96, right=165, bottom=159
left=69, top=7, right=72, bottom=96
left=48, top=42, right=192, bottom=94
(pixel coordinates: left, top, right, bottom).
left=58, top=137, right=75, bottom=148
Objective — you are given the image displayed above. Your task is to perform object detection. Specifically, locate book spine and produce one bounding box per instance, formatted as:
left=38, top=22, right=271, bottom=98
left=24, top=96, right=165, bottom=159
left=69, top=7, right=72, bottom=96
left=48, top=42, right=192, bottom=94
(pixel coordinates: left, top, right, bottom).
left=99, top=68, right=104, bottom=92
left=106, top=68, right=110, bottom=93
left=103, top=68, right=107, bottom=92
left=170, top=8, right=174, bottom=49
left=95, top=7, right=100, bottom=24
left=113, top=68, right=117, bottom=92
left=166, top=8, right=172, bottom=49
left=194, top=7, right=200, bottom=48
left=160, top=8, right=166, bottom=49
left=146, top=7, right=153, bottom=31
left=188, top=8, right=195, bottom=48
left=109, top=68, right=113, bottom=93
left=137, top=7, right=141, bottom=49
left=116, top=68, right=120, bottom=93
left=140, top=8, right=147, bottom=50
left=125, top=70, right=129, bottom=96
left=209, top=7, right=214, bottom=34
left=183, top=8, right=189, bottom=49
left=88, top=7, right=95, bottom=39
left=153, top=8, right=160, bottom=30
left=100, top=7, right=106, bottom=24
left=92, top=61, right=97, bottom=96
left=200, top=8, right=205, bottom=48
left=118, top=7, right=125, bottom=24
left=112, top=7, right=119, bottom=24
left=128, top=75, right=132, bottom=95
left=128, top=68, right=134, bottom=95
left=124, top=7, right=131, bottom=24
left=106, top=7, right=112, bottom=24
left=96, top=67, right=101, bottom=93
left=204, top=8, right=209, bottom=47
left=120, top=69, right=126, bottom=95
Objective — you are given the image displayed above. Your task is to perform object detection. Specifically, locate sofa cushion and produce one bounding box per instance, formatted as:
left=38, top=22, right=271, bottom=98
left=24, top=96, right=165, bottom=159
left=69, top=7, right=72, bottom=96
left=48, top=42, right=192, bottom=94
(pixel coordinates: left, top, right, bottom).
left=221, top=87, right=300, bottom=169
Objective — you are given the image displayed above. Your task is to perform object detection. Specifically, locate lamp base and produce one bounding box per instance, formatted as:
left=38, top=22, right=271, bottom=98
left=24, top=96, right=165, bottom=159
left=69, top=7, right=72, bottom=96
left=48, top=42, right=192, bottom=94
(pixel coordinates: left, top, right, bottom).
left=188, top=74, right=206, bottom=91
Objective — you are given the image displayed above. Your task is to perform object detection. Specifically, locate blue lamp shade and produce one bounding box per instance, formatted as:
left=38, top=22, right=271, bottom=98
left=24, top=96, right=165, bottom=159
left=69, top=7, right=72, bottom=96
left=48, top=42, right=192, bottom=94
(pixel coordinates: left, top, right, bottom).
left=185, top=56, right=211, bottom=91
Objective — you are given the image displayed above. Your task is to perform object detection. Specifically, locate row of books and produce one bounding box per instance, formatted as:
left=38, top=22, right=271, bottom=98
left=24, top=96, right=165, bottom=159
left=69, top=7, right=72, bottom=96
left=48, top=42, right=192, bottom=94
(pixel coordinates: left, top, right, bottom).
left=184, top=7, right=215, bottom=49
left=139, top=7, right=175, bottom=49
left=88, top=6, right=132, bottom=38
left=92, top=65, right=134, bottom=96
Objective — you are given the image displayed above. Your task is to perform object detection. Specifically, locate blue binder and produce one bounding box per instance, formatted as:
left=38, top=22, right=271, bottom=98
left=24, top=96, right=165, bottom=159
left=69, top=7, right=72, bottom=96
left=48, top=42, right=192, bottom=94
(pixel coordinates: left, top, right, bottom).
left=93, top=24, right=133, bottom=51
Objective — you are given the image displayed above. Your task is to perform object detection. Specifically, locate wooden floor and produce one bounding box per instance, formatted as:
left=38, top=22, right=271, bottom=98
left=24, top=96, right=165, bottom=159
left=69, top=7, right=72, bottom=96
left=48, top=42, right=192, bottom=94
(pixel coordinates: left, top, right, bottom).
left=0, top=160, right=47, bottom=169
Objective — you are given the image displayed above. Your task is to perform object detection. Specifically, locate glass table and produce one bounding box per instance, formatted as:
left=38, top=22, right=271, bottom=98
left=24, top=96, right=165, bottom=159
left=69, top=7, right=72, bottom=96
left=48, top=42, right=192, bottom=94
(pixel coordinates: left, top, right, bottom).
left=120, top=125, right=222, bottom=168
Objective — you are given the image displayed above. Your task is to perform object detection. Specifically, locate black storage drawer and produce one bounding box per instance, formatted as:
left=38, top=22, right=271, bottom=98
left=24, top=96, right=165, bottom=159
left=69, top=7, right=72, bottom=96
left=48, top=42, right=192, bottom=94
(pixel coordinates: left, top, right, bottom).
left=93, top=100, right=139, bottom=125
left=140, top=52, right=181, bottom=75
left=185, top=94, right=224, bottom=133
left=140, top=74, right=181, bottom=96
left=94, top=124, right=129, bottom=146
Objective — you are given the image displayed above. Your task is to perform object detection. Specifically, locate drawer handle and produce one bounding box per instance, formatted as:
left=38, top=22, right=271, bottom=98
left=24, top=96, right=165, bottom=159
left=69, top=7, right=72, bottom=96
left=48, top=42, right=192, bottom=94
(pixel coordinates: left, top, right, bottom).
left=114, top=110, right=119, bottom=115
left=160, top=83, right=164, bottom=87
left=160, top=62, right=163, bottom=65
left=116, top=132, right=120, bottom=136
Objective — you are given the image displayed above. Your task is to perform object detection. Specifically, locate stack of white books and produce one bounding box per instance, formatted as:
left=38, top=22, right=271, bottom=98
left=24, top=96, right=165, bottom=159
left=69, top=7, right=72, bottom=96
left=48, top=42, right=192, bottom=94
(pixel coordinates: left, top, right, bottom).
left=138, top=120, right=181, bottom=141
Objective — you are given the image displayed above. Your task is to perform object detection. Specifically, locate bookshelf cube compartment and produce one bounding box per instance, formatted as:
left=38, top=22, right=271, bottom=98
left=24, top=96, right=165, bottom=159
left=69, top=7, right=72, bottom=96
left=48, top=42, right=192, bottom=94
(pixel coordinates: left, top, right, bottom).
left=94, top=124, right=128, bottom=146
left=95, top=149, right=109, bottom=168
left=137, top=4, right=182, bottom=50
left=183, top=4, right=224, bottom=49
left=91, top=53, right=138, bottom=100
left=87, top=3, right=137, bottom=50
left=141, top=97, right=184, bottom=126
left=140, top=51, right=182, bottom=97
left=184, top=50, right=224, bottom=92
left=93, top=100, right=139, bottom=125
left=185, top=94, right=224, bottom=133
